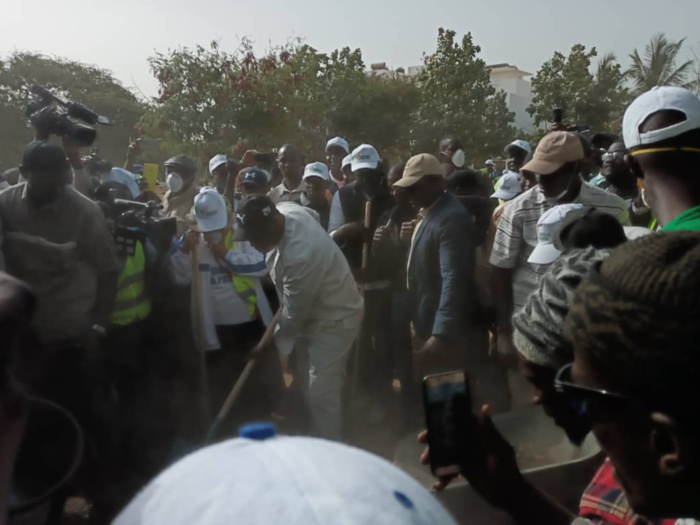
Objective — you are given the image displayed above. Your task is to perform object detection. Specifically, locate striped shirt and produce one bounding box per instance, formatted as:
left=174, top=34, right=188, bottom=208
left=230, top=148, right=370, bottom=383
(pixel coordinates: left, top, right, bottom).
left=489, top=183, right=630, bottom=311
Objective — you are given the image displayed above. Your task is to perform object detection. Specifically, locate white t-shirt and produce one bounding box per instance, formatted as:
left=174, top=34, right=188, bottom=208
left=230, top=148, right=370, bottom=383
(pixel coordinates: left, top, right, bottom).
left=205, top=253, right=253, bottom=326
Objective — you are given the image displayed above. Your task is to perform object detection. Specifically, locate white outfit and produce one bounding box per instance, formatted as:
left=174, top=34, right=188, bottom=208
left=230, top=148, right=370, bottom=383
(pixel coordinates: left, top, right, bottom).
left=269, top=202, right=363, bottom=439
left=171, top=232, right=273, bottom=351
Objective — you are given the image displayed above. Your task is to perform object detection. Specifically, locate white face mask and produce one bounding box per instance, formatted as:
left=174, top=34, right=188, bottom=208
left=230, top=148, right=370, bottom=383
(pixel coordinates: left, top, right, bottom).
left=166, top=172, right=184, bottom=193
left=451, top=149, right=466, bottom=168
left=204, top=231, right=224, bottom=245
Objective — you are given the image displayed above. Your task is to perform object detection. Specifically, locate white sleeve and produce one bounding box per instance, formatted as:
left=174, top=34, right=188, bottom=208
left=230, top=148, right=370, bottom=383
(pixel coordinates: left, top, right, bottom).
left=328, top=191, right=346, bottom=235
left=170, top=249, right=193, bottom=286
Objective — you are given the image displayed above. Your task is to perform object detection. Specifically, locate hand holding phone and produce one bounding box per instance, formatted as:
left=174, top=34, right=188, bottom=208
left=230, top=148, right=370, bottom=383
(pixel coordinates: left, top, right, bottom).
left=421, top=373, right=524, bottom=507
left=422, top=371, right=471, bottom=477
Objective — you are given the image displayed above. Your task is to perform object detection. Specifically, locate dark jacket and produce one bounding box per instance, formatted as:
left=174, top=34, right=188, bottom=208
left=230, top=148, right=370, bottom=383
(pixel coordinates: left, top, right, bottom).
left=408, top=192, right=476, bottom=341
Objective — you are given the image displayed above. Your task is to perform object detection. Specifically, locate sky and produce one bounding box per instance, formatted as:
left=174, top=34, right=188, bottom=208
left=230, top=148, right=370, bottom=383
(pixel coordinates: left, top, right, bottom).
left=1, top=0, right=699, bottom=98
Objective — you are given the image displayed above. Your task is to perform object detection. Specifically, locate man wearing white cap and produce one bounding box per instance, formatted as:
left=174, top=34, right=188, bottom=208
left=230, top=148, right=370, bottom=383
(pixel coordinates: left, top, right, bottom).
left=208, top=153, right=239, bottom=202
left=329, top=144, right=396, bottom=405
left=489, top=131, right=629, bottom=366
left=171, top=188, right=276, bottom=429
left=483, top=159, right=497, bottom=181
left=303, top=162, right=332, bottom=230
left=491, top=170, right=521, bottom=203
left=342, top=154, right=355, bottom=184
left=622, top=86, right=700, bottom=231
left=325, top=136, right=350, bottom=194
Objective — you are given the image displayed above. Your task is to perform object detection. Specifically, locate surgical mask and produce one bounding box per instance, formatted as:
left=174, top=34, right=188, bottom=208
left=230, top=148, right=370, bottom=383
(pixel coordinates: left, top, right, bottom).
left=452, top=149, right=466, bottom=168
left=166, top=172, right=184, bottom=193
left=204, top=231, right=224, bottom=245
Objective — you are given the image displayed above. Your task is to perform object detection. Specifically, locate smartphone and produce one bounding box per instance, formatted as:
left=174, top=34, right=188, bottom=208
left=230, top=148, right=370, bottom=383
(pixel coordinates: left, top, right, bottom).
left=552, top=107, right=563, bottom=124
left=422, top=370, right=470, bottom=477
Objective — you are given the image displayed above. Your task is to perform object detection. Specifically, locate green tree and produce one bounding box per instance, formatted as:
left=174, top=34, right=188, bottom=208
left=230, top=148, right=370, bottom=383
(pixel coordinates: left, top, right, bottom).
left=628, top=33, right=696, bottom=94
left=528, top=45, right=628, bottom=134
left=143, top=39, right=418, bottom=167
left=413, top=29, right=515, bottom=161
left=0, top=52, right=144, bottom=169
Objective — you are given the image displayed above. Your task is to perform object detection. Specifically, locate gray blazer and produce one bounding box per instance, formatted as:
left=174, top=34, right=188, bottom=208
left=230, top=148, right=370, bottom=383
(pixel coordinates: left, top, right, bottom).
left=407, top=192, right=476, bottom=342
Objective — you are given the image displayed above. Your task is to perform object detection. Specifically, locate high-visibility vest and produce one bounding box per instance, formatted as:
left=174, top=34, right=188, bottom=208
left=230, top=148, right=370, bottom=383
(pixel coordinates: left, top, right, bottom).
left=223, top=230, right=258, bottom=317
left=111, top=241, right=152, bottom=326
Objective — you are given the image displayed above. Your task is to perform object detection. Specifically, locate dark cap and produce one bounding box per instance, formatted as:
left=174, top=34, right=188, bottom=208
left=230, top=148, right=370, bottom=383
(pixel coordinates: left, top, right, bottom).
left=555, top=208, right=627, bottom=251
left=233, top=194, right=280, bottom=242
left=239, top=168, right=269, bottom=187
left=164, top=155, right=197, bottom=173
left=21, top=141, right=69, bottom=180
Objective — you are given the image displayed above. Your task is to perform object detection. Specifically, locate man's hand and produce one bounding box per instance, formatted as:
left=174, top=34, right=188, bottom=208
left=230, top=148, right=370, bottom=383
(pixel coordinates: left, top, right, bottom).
left=372, top=226, right=392, bottom=246
left=62, top=136, right=83, bottom=169
left=334, top=222, right=370, bottom=245
left=455, top=403, right=525, bottom=510
left=400, top=219, right=418, bottom=244
left=126, top=139, right=141, bottom=162
left=418, top=431, right=458, bottom=491
left=240, top=150, right=258, bottom=167
left=180, top=230, right=200, bottom=255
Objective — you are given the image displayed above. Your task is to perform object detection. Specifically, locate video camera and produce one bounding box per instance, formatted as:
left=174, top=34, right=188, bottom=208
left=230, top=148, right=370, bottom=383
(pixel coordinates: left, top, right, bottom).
left=25, top=85, right=112, bottom=147
left=106, top=195, right=176, bottom=258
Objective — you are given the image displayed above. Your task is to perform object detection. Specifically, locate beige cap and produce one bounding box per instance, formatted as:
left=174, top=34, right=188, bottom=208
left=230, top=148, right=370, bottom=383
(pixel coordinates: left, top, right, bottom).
left=393, top=153, right=443, bottom=188
left=521, top=132, right=584, bottom=176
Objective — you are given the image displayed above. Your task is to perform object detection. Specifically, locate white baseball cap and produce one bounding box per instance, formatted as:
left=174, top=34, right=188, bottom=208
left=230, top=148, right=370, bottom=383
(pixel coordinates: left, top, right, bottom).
left=485, top=159, right=496, bottom=166
left=102, top=168, right=141, bottom=199
left=528, top=203, right=585, bottom=265
left=303, top=162, right=330, bottom=181
left=623, top=86, right=700, bottom=149
left=114, top=424, right=457, bottom=525
left=351, top=144, right=381, bottom=171
left=193, top=187, right=228, bottom=232
left=326, top=136, right=350, bottom=154
left=342, top=154, right=353, bottom=169
left=491, top=171, right=520, bottom=200
left=208, top=154, right=228, bottom=175
left=505, top=139, right=532, bottom=156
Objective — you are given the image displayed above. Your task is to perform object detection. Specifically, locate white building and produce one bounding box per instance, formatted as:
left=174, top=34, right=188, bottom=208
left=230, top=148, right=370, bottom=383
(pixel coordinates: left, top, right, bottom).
left=369, top=62, right=536, bottom=134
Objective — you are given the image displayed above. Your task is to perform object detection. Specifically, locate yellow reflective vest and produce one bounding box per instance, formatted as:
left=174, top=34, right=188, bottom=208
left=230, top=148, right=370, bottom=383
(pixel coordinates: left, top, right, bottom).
left=111, top=240, right=152, bottom=326
left=224, top=230, right=258, bottom=317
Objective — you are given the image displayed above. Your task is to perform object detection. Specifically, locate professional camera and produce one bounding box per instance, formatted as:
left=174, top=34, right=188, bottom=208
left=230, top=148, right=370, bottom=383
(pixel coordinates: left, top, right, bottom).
left=25, top=85, right=112, bottom=147
left=107, top=196, right=176, bottom=259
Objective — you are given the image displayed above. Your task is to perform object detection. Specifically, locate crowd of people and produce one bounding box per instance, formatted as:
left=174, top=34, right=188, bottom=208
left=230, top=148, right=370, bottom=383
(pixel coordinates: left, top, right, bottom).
left=1, top=84, right=700, bottom=525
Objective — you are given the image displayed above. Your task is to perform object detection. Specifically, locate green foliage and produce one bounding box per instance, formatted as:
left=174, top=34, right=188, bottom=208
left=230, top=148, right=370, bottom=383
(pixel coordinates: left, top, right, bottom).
left=0, top=52, right=144, bottom=170
left=528, top=44, right=629, bottom=135
left=413, top=29, right=515, bottom=161
left=628, top=33, right=696, bottom=94
left=142, top=39, right=419, bottom=166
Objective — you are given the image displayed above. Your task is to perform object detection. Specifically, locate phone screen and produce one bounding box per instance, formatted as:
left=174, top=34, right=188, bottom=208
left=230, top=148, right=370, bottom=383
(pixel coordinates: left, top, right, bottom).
left=423, top=371, right=469, bottom=477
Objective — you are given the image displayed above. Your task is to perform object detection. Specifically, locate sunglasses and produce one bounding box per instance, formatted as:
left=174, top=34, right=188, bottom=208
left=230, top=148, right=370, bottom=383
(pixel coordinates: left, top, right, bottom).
left=554, top=363, right=632, bottom=417
left=601, top=151, right=626, bottom=163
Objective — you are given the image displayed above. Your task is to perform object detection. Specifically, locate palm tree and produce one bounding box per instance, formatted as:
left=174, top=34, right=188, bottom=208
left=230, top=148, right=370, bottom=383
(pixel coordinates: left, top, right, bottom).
left=627, top=33, right=696, bottom=94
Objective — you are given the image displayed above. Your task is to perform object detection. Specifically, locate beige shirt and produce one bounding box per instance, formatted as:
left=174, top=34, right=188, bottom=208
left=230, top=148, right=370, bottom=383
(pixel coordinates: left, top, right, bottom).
left=268, top=179, right=309, bottom=206
left=268, top=202, right=363, bottom=355
left=163, top=184, right=199, bottom=237
left=0, top=183, right=118, bottom=342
